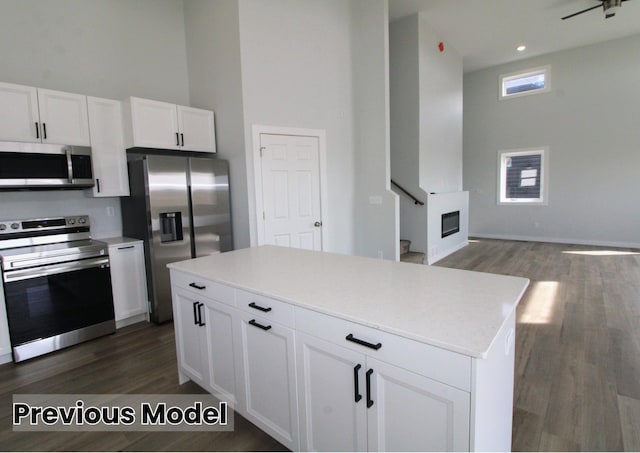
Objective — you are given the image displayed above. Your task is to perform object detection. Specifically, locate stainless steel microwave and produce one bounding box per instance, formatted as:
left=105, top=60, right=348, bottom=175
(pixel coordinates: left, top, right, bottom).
left=0, top=141, right=94, bottom=189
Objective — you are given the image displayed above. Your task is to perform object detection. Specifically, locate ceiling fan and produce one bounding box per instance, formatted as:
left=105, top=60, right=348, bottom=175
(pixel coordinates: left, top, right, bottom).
left=562, top=0, right=630, bottom=20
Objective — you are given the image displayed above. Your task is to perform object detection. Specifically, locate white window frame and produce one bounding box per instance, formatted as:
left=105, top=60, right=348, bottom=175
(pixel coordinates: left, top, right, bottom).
left=499, top=65, right=551, bottom=100
left=497, top=147, right=549, bottom=205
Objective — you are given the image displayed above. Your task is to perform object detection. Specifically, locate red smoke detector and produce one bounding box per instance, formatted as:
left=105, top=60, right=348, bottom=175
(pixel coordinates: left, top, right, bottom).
left=438, top=42, right=445, bottom=52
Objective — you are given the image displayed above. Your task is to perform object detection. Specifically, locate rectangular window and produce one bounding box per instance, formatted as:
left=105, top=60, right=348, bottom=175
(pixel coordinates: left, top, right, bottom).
left=498, top=148, right=548, bottom=205
left=499, top=65, right=550, bottom=99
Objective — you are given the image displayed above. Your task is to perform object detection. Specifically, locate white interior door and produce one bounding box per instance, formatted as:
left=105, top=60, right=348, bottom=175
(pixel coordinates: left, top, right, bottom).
left=260, top=133, right=322, bottom=250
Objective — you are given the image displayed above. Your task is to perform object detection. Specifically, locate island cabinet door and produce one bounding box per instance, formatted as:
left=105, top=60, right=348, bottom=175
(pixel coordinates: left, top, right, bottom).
left=201, top=299, right=239, bottom=406
left=173, top=288, right=210, bottom=388
left=296, top=332, right=368, bottom=452
left=236, top=312, right=299, bottom=451
left=366, top=357, right=471, bottom=452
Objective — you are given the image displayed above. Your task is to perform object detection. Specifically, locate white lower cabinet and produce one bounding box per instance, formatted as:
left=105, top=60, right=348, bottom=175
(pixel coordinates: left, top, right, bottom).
left=296, top=332, right=470, bottom=452
left=173, top=285, right=239, bottom=404
left=367, top=357, right=470, bottom=452
left=173, top=287, right=210, bottom=388
left=170, top=269, right=512, bottom=452
left=105, top=239, right=148, bottom=327
left=297, top=332, right=368, bottom=451
left=236, top=311, right=299, bottom=450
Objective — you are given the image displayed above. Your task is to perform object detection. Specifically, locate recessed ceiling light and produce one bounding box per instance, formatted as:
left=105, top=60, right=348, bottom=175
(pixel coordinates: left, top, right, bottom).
left=517, top=45, right=527, bottom=52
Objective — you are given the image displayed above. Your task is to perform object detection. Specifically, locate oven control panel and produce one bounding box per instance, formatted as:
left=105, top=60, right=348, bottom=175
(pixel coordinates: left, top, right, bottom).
left=0, top=215, right=90, bottom=236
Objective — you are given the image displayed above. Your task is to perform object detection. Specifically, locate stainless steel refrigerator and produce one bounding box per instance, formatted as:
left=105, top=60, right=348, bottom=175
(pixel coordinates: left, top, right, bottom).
left=121, top=153, right=233, bottom=323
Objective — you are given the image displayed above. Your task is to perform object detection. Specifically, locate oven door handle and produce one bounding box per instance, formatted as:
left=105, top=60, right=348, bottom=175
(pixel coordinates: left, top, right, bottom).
left=3, top=256, right=110, bottom=283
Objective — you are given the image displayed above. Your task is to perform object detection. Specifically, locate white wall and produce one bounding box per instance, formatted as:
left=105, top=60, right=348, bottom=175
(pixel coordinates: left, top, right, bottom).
left=0, top=0, right=191, bottom=235
left=389, top=13, right=464, bottom=259
left=183, top=0, right=248, bottom=250
left=351, top=0, right=398, bottom=260
left=237, top=0, right=356, bottom=254
left=418, top=13, right=463, bottom=194
left=390, top=15, right=427, bottom=254
left=464, top=34, right=640, bottom=248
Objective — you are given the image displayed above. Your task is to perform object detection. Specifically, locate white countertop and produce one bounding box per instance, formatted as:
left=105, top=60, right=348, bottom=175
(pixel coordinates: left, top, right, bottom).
left=168, top=245, right=529, bottom=358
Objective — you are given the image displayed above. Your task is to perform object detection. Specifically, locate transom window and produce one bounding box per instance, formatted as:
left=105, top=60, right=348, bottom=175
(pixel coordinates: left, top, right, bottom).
left=499, top=66, right=550, bottom=99
left=498, top=148, right=548, bottom=205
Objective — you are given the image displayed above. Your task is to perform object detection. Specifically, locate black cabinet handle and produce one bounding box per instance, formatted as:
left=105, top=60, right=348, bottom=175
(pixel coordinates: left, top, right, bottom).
left=42, top=122, right=47, bottom=139
left=35, top=122, right=39, bottom=139
left=96, top=178, right=101, bottom=193
left=248, top=319, right=272, bottom=331
left=354, top=364, right=362, bottom=403
left=117, top=245, right=135, bottom=250
left=197, top=303, right=205, bottom=326
left=346, top=334, right=382, bottom=350
left=176, top=132, right=180, bottom=146
left=192, top=301, right=199, bottom=326
left=189, top=282, right=206, bottom=290
left=248, top=302, right=272, bottom=313
left=180, top=133, right=184, bottom=146
left=366, top=368, right=374, bottom=408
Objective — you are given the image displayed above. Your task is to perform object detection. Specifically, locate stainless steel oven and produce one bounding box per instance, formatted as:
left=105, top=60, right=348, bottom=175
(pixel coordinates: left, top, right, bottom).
left=0, top=216, right=115, bottom=362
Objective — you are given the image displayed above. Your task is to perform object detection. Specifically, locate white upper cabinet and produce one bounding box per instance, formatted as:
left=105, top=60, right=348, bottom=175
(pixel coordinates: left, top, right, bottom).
left=123, top=97, right=216, bottom=153
left=0, top=82, right=90, bottom=146
left=37, top=88, right=90, bottom=146
left=177, top=106, right=216, bottom=153
left=0, top=82, right=40, bottom=142
left=86, top=96, right=129, bottom=197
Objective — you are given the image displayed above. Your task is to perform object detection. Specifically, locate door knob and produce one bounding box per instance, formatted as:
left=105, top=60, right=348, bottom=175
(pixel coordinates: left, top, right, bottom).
left=314, top=221, right=322, bottom=227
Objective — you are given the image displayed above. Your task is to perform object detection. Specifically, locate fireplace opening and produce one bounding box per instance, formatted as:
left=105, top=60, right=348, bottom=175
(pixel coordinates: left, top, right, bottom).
left=441, top=211, right=460, bottom=238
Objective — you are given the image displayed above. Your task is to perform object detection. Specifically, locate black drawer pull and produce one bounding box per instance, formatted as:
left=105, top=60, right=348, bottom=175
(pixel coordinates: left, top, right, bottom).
left=366, top=368, right=374, bottom=408
left=117, top=245, right=135, bottom=250
left=354, top=364, right=362, bottom=403
left=248, top=302, right=272, bottom=312
left=189, top=282, right=206, bottom=290
left=249, top=319, right=272, bottom=331
left=346, top=334, right=382, bottom=350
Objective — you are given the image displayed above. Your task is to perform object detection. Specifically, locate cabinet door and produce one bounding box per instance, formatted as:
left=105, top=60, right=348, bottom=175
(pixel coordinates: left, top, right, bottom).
left=129, top=97, right=179, bottom=149
left=367, top=358, right=470, bottom=452
left=172, top=288, right=209, bottom=387
left=202, top=300, right=239, bottom=405
left=37, top=88, right=90, bottom=146
left=296, top=332, right=367, bottom=452
left=87, top=97, right=129, bottom=197
left=177, top=105, right=216, bottom=153
left=237, top=312, right=299, bottom=450
left=108, top=242, right=148, bottom=322
left=0, top=81, right=40, bottom=142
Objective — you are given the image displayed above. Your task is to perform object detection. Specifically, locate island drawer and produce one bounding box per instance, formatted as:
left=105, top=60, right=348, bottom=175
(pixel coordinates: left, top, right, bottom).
left=170, top=270, right=235, bottom=306
left=235, top=289, right=295, bottom=328
left=294, top=306, right=471, bottom=392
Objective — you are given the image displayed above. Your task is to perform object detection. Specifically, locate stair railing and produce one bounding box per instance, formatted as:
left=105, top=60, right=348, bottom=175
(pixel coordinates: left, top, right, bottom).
left=390, top=180, right=425, bottom=206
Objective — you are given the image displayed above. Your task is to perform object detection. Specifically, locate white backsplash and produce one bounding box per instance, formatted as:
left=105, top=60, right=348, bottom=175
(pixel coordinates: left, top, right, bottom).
left=0, top=190, right=122, bottom=239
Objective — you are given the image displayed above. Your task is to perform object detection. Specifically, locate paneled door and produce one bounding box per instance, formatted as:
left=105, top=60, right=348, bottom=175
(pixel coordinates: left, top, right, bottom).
left=259, top=133, right=322, bottom=250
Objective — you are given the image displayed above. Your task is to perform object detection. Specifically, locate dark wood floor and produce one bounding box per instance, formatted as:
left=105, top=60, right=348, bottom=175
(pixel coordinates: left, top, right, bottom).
left=436, top=239, right=640, bottom=451
left=1, top=238, right=638, bottom=451
left=0, top=321, right=285, bottom=451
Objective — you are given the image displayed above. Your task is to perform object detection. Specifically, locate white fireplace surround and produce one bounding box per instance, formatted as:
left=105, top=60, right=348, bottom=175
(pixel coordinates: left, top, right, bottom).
left=427, top=192, right=469, bottom=264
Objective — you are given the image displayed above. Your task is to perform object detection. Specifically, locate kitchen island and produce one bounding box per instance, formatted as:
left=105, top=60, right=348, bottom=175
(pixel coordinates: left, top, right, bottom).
left=168, top=245, right=529, bottom=451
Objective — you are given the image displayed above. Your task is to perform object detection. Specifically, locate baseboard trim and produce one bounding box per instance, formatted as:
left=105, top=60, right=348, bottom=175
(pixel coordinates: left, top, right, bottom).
left=0, top=352, right=12, bottom=365
left=470, top=233, right=640, bottom=250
